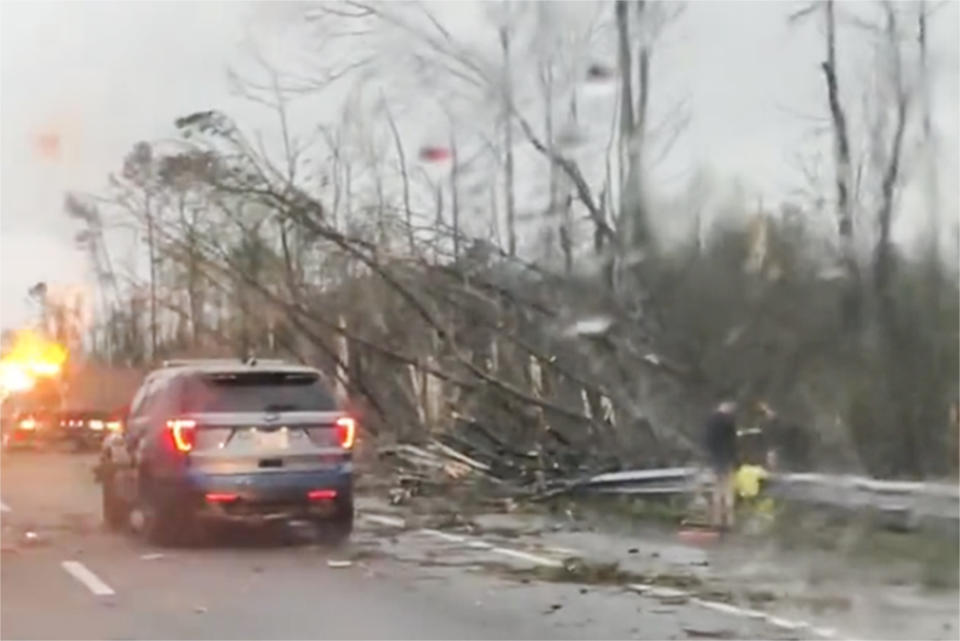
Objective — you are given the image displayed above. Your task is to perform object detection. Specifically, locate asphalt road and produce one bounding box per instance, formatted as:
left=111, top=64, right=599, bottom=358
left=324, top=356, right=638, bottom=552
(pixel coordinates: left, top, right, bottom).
left=0, top=450, right=805, bottom=640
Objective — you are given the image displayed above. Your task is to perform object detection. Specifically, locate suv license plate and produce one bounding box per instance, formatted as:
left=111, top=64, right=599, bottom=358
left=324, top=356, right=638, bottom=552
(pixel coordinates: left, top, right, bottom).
left=255, top=429, right=289, bottom=450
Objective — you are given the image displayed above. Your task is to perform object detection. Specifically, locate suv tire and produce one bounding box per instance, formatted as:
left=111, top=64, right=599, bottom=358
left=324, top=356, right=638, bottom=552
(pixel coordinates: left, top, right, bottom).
left=317, top=500, right=354, bottom=545
left=101, top=467, right=129, bottom=531
left=138, top=487, right=199, bottom=547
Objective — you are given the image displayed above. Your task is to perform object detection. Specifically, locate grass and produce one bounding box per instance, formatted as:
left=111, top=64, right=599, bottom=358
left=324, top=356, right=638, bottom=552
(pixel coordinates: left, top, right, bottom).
left=770, top=504, right=959, bottom=590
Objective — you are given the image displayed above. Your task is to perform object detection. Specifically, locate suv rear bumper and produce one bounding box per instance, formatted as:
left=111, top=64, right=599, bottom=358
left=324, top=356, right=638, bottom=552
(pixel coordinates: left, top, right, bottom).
left=152, top=468, right=353, bottom=523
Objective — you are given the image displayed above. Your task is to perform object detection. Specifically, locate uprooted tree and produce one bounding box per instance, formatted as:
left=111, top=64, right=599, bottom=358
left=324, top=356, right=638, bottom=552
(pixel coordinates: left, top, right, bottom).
left=70, top=1, right=958, bottom=481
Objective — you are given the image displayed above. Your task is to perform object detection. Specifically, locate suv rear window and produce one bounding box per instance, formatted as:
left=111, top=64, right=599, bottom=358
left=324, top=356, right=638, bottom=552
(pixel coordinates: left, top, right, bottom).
left=181, top=371, right=337, bottom=413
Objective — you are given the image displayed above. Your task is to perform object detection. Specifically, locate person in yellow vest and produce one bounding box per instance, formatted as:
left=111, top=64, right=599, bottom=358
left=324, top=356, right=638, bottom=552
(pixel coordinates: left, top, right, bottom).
left=734, top=462, right=768, bottom=500
left=735, top=410, right=777, bottom=528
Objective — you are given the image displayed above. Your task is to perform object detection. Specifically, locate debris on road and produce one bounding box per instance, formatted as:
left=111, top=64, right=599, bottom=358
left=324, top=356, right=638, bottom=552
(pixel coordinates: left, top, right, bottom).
left=193, top=606, right=207, bottom=614
left=60, top=512, right=98, bottom=535
left=677, top=528, right=720, bottom=545
left=140, top=553, right=165, bottom=561
left=682, top=626, right=737, bottom=639
left=543, top=603, right=564, bottom=614
left=327, top=560, right=353, bottom=569
left=648, top=587, right=690, bottom=605
left=21, top=530, right=48, bottom=547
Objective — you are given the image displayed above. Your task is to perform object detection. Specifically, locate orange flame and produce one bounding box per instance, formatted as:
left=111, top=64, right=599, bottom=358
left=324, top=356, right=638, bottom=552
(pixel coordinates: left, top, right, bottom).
left=0, top=330, right=68, bottom=395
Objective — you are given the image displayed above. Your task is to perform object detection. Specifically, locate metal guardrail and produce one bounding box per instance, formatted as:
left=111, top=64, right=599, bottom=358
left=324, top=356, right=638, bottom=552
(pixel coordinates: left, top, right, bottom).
left=570, top=467, right=959, bottom=527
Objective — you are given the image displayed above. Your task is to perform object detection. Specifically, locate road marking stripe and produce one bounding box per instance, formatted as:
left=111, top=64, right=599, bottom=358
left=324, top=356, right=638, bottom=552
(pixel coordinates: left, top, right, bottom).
left=420, top=528, right=466, bottom=543
left=364, top=512, right=843, bottom=639
left=361, top=513, right=406, bottom=528
left=490, top=546, right=562, bottom=567
left=692, top=598, right=765, bottom=619
left=646, top=586, right=689, bottom=599
left=0, top=501, right=10, bottom=512
left=61, top=561, right=115, bottom=596
left=766, top=615, right=808, bottom=631
left=466, top=539, right=494, bottom=550
left=690, top=596, right=840, bottom=639
left=541, top=546, right=580, bottom=556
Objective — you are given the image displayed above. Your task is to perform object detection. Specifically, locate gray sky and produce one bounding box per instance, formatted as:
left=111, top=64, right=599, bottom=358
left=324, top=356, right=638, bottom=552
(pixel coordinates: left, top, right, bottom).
left=1, top=0, right=957, bottom=329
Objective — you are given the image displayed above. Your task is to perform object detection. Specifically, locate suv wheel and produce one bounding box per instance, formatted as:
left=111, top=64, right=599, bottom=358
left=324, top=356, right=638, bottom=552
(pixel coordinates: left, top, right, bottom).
left=101, top=467, right=129, bottom=531
left=317, top=500, right=354, bottom=545
left=137, top=490, right=199, bottom=547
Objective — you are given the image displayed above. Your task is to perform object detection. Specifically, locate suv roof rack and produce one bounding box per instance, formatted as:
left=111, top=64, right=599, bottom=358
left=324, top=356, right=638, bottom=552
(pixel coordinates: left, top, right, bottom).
left=161, top=358, right=289, bottom=368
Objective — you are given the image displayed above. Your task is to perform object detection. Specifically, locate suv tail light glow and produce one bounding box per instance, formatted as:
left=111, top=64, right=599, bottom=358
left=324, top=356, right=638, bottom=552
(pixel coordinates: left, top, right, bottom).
left=335, top=417, right=356, bottom=449
left=166, top=419, right=197, bottom=452
left=205, top=492, right=238, bottom=503
left=308, top=489, right=337, bottom=501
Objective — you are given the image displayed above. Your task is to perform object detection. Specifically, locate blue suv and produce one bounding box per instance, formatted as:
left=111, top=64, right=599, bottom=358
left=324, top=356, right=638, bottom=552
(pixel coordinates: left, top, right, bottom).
left=96, top=359, right=355, bottom=546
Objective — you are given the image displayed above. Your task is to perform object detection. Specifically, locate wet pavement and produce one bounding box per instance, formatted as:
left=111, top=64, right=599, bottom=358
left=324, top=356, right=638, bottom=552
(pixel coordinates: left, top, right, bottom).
left=1, top=450, right=956, bottom=640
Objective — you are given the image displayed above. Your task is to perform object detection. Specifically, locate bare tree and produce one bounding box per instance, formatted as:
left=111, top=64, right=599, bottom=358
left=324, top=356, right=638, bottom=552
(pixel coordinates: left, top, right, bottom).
left=499, top=20, right=518, bottom=256
left=791, top=0, right=861, bottom=327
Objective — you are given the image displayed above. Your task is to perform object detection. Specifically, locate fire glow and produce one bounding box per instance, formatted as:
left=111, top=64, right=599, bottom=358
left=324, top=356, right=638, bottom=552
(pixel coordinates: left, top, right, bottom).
left=0, top=330, right=68, bottom=395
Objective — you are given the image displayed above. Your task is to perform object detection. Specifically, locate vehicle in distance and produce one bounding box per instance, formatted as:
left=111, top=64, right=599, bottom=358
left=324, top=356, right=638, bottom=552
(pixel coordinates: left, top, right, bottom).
left=95, top=359, right=355, bottom=546
left=2, top=410, right=57, bottom=450
left=57, top=409, right=117, bottom=451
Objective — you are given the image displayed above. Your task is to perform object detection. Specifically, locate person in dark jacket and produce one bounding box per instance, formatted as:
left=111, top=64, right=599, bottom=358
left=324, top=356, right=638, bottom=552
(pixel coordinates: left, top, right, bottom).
left=757, top=401, right=811, bottom=472
left=704, top=400, right=739, bottom=530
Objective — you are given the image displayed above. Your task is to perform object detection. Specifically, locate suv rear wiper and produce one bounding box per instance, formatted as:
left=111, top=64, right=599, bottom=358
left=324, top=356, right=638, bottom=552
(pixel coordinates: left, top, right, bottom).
left=263, top=403, right=300, bottom=412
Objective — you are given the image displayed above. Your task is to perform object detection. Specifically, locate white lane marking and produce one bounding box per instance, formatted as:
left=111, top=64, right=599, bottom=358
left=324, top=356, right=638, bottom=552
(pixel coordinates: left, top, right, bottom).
left=364, top=513, right=842, bottom=639
left=417, top=527, right=561, bottom=567
left=542, top=546, right=580, bottom=557
left=466, top=539, right=494, bottom=550
left=766, top=615, right=809, bottom=631
left=61, top=561, right=115, bottom=596
left=490, top=546, right=562, bottom=568
left=693, top=598, right=764, bottom=619
left=420, top=528, right=466, bottom=543
left=361, top=513, right=406, bottom=528
left=646, top=586, right=689, bottom=599
left=0, top=501, right=10, bottom=512
left=690, top=596, right=839, bottom=639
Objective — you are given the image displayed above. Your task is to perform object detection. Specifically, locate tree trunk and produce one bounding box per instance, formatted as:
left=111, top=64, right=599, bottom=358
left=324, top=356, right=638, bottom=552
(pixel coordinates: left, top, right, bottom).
left=615, top=0, right=651, bottom=267
left=146, top=193, right=158, bottom=360
left=500, top=25, right=517, bottom=256
left=821, top=0, right=861, bottom=328
left=873, top=2, right=909, bottom=332
left=384, top=100, right=416, bottom=256
left=450, top=128, right=460, bottom=261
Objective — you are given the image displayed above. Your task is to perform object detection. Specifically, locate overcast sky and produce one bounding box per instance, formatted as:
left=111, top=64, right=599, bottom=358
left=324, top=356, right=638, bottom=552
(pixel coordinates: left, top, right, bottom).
left=1, top=0, right=957, bottom=330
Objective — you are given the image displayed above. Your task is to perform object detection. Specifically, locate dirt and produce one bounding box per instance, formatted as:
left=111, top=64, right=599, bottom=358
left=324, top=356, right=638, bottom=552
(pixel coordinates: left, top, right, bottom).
left=744, top=589, right=778, bottom=605
left=484, top=556, right=708, bottom=594
left=792, top=594, right=853, bottom=613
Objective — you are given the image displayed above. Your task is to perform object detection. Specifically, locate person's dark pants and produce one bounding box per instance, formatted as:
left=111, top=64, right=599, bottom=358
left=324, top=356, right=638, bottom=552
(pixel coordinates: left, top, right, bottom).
left=710, top=463, right=735, bottom=529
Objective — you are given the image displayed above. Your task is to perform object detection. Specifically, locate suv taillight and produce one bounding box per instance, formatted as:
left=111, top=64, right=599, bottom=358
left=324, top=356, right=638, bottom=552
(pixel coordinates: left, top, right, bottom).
left=336, top=417, right=356, bottom=449
left=166, top=419, right=197, bottom=452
